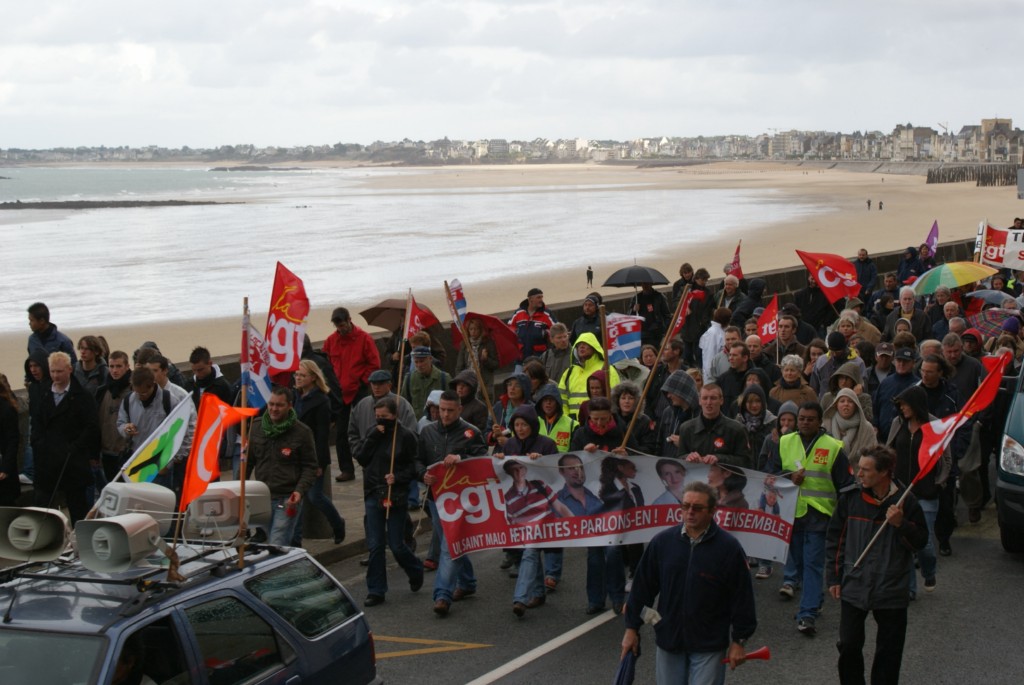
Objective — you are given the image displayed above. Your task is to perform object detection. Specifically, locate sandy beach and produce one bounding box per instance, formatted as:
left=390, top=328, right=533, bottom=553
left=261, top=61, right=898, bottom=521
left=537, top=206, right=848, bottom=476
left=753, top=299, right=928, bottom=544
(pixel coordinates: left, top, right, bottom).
left=1, top=161, right=1016, bottom=376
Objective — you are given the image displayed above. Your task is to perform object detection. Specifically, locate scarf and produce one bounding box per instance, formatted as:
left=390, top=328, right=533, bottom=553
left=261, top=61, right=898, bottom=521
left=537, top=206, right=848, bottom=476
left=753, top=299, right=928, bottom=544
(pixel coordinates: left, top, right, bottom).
left=587, top=418, right=615, bottom=436
left=261, top=408, right=297, bottom=438
left=106, top=370, right=132, bottom=398
left=739, top=409, right=765, bottom=433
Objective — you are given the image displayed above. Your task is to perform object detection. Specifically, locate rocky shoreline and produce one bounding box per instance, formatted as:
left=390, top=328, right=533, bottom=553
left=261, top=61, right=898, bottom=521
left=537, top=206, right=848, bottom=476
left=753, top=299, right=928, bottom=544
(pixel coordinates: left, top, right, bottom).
left=0, top=199, right=240, bottom=210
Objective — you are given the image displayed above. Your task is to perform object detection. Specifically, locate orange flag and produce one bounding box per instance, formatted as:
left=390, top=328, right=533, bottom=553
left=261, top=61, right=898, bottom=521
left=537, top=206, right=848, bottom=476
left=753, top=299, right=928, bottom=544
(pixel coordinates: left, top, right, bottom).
left=179, top=393, right=259, bottom=512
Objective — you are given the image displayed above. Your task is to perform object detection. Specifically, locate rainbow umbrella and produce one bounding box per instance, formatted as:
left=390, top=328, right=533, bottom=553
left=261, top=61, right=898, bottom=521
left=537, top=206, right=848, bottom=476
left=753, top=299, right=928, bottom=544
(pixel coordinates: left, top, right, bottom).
left=912, top=261, right=998, bottom=295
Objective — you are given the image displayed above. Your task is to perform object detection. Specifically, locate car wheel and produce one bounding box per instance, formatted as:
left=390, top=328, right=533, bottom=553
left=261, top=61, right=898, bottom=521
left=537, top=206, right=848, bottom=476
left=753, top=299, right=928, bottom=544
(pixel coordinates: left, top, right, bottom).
left=999, top=522, right=1024, bottom=554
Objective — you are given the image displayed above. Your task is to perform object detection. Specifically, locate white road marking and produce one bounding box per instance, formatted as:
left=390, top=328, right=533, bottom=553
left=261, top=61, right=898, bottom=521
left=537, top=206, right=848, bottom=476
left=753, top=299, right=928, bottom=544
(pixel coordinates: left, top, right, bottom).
left=463, top=610, right=620, bottom=685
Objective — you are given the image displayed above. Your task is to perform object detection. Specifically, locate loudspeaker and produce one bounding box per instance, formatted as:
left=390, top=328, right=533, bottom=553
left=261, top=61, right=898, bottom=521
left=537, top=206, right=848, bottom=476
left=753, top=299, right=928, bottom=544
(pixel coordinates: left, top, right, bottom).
left=0, top=507, right=69, bottom=561
left=95, top=482, right=177, bottom=536
left=184, top=480, right=271, bottom=538
left=75, top=513, right=161, bottom=573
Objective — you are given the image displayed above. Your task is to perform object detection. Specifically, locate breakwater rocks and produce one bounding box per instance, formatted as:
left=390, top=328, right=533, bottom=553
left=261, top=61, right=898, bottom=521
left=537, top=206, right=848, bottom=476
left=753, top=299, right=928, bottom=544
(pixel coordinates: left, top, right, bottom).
left=0, top=200, right=240, bottom=210
left=926, top=164, right=1022, bottom=187
left=209, top=166, right=309, bottom=172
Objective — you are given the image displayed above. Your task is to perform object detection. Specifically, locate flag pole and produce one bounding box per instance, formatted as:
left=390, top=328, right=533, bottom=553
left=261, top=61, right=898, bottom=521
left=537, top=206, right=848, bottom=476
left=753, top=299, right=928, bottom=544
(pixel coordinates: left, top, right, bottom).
left=384, top=290, right=413, bottom=520
left=852, top=484, right=916, bottom=568
left=621, top=286, right=688, bottom=449
left=238, top=296, right=250, bottom=569
left=599, top=304, right=611, bottom=400
left=444, top=281, right=499, bottom=428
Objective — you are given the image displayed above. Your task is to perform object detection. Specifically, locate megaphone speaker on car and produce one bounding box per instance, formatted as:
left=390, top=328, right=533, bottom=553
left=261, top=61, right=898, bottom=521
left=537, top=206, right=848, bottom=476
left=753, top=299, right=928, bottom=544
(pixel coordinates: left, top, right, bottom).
left=75, top=513, right=162, bottom=573
left=0, top=506, right=70, bottom=561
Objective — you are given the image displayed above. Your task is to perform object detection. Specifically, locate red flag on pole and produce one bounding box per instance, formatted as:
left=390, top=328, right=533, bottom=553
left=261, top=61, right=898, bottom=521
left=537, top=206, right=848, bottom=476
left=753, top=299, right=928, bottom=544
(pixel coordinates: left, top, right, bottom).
left=795, top=250, right=861, bottom=304
left=451, top=312, right=521, bottom=367
left=405, top=293, right=440, bottom=338
left=726, top=240, right=744, bottom=279
left=670, top=289, right=705, bottom=339
left=179, top=394, right=258, bottom=512
left=264, top=262, right=309, bottom=377
left=916, top=351, right=1009, bottom=482
left=757, top=294, right=779, bottom=344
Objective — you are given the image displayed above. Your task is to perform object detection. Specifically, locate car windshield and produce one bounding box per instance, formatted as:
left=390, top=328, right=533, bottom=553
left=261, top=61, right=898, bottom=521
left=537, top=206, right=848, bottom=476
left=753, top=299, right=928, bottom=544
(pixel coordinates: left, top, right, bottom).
left=0, top=630, right=104, bottom=684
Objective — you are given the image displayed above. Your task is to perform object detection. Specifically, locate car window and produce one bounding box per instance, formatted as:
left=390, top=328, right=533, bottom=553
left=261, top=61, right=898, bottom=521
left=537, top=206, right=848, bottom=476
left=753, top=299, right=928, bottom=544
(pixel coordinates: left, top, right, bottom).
left=111, top=617, right=188, bottom=685
left=184, top=597, right=286, bottom=685
left=245, top=557, right=358, bottom=637
left=0, top=630, right=104, bottom=685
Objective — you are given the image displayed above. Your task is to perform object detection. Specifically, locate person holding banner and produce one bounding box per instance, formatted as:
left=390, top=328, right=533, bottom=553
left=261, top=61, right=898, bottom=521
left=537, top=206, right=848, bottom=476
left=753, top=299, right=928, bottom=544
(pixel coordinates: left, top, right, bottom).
left=117, top=367, right=193, bottom=492
left=677, top=383, right=753, bottom=469
left=826, top=445, right=928, bottom=685
left=621, top=481, right=756, bottom=684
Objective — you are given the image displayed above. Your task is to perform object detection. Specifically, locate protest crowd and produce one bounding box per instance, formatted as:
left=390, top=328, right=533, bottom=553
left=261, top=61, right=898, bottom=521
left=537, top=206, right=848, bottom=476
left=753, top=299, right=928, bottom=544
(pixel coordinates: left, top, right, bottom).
left=4, top=221, right=1023, bottom=685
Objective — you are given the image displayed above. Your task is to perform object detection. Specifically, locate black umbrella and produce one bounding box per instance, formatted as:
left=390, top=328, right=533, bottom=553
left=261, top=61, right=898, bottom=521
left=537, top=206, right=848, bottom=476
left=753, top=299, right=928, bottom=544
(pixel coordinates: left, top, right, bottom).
left=965, top=289, right=1016, bottom=308
left=602, top=265, right=669, bottom=288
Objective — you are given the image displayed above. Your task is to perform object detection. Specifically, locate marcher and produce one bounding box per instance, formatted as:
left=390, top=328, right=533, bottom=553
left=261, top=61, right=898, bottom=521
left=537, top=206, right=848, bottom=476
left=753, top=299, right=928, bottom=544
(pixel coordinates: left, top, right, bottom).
left=621, top=481, right=756, bottom=685
left=95, top=350, right=132, bottom=481
left=0, top=374, right=22, bottom=507
left=677, top=383, right=752, bottom=469
left=826, top=445, right=928, bottom=685
left=247, top=387, right=319, bottom=546
left=509, top=287, right=556, bottom=362
left=26, top=302, right=76, bottom=373
left=73, top=335, right=108, bottom=394
left=355, top=396, right=424, bottom=606
left=557, top=332, right=620, bottom=420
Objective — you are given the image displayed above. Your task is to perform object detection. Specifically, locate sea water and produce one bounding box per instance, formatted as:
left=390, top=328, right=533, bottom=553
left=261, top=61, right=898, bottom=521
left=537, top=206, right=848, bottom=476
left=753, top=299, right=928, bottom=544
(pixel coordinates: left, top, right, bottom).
left=0, top=166, right=828, bottom=332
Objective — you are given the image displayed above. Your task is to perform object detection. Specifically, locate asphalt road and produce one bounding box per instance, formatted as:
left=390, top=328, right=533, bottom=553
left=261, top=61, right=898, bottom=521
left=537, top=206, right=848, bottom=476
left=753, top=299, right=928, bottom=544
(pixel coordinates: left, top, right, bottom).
left=327, top=507, right=1024, bottom=684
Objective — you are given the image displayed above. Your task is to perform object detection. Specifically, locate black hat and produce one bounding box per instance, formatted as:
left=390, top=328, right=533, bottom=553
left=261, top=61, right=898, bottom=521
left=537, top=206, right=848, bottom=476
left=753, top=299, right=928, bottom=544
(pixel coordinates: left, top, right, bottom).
left=826, top=332, right=847, bottom=351
left=893, top=347, right=917, bottom=361
left=368, top=370, right=392, bottom=383
left=411, top=346, right=433, bottom=358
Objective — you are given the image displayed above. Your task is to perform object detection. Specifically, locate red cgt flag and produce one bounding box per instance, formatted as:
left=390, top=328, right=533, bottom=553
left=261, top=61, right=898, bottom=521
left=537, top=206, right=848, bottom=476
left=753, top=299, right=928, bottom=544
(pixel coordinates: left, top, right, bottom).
left=179, top=394, right=258, bottom=512
left=726, top=240, right=744, bottom=279
left=795, top=250, right=861, bottom=304
left=757, top=294, right=779, bottom=344
left=405, top=293, right=440, bottom=338
left=670, top=289, right=706, bottom=339
left=916, top=351, right=1009, bottom=483
left=265, top=262, right=310, bottom=377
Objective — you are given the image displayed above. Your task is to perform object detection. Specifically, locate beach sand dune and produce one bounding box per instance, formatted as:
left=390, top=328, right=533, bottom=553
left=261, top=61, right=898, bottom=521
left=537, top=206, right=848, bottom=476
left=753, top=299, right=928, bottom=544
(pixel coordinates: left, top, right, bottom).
left=1, top=162, right=1015, bottom=375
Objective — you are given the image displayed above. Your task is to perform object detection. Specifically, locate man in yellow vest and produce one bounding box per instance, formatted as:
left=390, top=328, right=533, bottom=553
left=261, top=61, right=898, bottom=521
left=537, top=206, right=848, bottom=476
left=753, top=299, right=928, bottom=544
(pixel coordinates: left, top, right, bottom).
left=767, top=401, right=854, bottom=636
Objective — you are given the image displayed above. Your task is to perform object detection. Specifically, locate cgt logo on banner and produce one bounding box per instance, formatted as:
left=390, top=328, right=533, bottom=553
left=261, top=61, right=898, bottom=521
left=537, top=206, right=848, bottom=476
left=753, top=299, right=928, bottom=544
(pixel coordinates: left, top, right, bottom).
left=265, top=262, right=309, bottom=376
left=428, top=452, right=797, bottom=562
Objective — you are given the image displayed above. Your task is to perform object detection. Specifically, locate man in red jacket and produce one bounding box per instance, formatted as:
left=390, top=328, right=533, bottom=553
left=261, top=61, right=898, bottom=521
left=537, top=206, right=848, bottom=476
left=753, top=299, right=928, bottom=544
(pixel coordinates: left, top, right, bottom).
left=323, top=307, right=381, bottom=482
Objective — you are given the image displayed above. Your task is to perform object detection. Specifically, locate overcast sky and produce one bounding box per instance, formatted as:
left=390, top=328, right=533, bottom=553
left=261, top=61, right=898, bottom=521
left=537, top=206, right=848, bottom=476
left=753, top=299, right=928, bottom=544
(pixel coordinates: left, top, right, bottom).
left=2, top=1, right=1018, bottom=148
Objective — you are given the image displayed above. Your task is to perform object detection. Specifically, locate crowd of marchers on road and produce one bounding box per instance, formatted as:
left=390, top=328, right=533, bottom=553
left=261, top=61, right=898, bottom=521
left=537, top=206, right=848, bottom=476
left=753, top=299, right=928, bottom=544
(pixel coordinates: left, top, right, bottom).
left=6, top=223, right=1024, bottom=684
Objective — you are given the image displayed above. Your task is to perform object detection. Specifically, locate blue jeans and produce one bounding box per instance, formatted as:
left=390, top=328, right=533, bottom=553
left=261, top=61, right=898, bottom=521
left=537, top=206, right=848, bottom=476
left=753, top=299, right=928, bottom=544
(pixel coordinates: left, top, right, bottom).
left=785, top=526, right=825, bottom=620
left=291, top=473, right=346, bottom=546
left=365, top=494, right=423, bottom=597
left=544, top=548, right=563, bottom=582
left=586, top=545, right=627, bottom=609
left=427, top=499, right=476, bottom=602
left=909, top=498, right=939, bottom=593
left=513, top=549, right=545, bottom=604
left=268, top=497, right=302, bottom=546
left=408, top=481, right=422, bottom=508
left=655, top=647, right=726, bottom=685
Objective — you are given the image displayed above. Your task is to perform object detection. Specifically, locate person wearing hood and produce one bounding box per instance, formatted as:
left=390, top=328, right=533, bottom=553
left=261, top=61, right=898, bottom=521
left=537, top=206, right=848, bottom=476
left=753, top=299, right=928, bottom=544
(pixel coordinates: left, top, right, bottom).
left=540, top=323, right=573, bottom=384
left=570, top=293, right=604, bottom=345
left=534, top=385, right=578, bottom=453
left=450, top=370, right=488, bottom=433
left=896, top=246, right=924, bottom=285
left=576, top=369, right=610, bottom=427
left=810, top=332, right=867, bottom=401
left=739, top=367, right=782, bottom=415
left=629, top=283, right=671, bottom=347
left=26, top=302, right=77, bottom=379
left=729, top=278, right=765, bottom=327
left=794, top=275, right=838, bottom=336
left=736, top=385, right=777, bottom=458
left=611, top=381, right=659, bottom=455
left=873, top=347, right=921, bottom=439
left=757, top=400, right=799, bottom=474
left=454, top=316, right=499, bottom=397
left=854, top=248, right=878, bottom=300
left=487, top=373, right=533, bottom=447
left=658, top=370, right=700, bottom=457
left=821, top=361, right=874, bottom=423
left=557, top=332, right=621, bottom=420
left=21, top=349, right=52, bottom=484
left=95, top=350, right=132, bottom=481
left=829, top=309, right=881, bottom=346
left=823, top=388, right=876, bottom=472
left=418, top=390, right=444, bottom=432
left=73, top=335, right=108, bottom=394
left=886, top=385, right=951, bottom=598
left=771, top=354, right=819, bottom=408
left=509, top=287, right=557, bottom=362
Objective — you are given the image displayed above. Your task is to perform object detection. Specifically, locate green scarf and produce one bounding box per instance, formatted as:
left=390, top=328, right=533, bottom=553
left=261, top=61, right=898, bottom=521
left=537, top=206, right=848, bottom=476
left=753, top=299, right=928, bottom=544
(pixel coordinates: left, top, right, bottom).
left=261, top=408, right=297, bottom=438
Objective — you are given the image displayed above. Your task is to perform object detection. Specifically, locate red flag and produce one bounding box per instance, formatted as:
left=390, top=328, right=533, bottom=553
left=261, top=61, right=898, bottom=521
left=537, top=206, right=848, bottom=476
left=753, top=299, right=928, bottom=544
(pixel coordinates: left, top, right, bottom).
left=179, top=394, right=258, bottom=512
left=981, top=225, right=1008, bottom=267
left=726, top=240, right=744, bottom=279
left=757, top=294, right=779, bottom=344
left=405, top=293, right=440, bottom=338
left=670, top=289, right=706, bottom=339
left=795, top=250, right=861, bottom=304
left=917, top=351, right=1009, bottom=483
left=264, top=262, right=309, bottom=377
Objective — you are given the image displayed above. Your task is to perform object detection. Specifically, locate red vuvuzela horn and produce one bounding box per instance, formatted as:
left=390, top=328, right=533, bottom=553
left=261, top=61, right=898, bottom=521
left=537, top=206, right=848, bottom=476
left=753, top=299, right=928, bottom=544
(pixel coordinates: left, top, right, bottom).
left=722, top=646, right=770, bottom=663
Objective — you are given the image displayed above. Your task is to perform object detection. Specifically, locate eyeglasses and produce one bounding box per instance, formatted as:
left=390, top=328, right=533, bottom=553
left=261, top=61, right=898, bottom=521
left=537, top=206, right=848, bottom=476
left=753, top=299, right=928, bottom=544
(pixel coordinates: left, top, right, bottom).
left=679, top=503, right=708, bottom=512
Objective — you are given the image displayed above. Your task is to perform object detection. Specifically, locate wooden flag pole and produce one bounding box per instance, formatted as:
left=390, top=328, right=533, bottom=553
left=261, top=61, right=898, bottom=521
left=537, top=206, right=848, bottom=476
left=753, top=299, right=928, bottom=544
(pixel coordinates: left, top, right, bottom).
left=620, top=286, right=688, bottom=449
left=852, top=484, right=915, bottom=569
left=384, top=290, right=412, bottom=520
left=237, top=297, right=250, bottom=569
left=599, top=304, right=611, bottom=400
left=444, top=281, right=498, bottom=428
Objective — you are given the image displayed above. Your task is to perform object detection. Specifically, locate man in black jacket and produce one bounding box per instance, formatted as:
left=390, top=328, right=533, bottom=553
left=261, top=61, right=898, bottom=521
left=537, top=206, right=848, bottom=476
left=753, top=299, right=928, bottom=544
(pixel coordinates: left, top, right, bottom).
left=355, top=396, right=424, bottom=607
left=826, top=445, right=927, bottom=685
left=417, top=391, right=488, bottom=617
